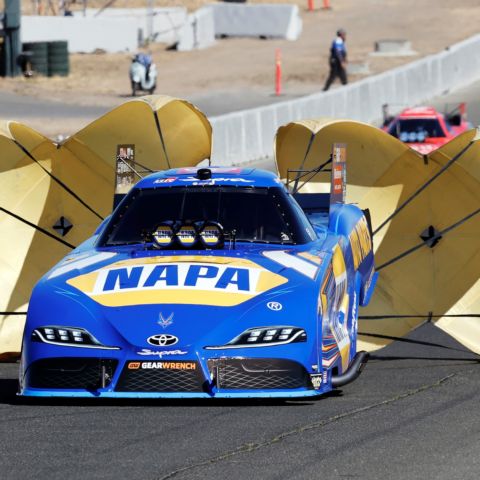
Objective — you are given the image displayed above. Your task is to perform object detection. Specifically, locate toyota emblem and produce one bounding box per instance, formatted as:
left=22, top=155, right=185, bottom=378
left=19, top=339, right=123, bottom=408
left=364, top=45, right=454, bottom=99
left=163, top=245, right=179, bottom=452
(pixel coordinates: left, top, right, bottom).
left=267, top=301, right=283, bottom=311
left=147, top=334, right=179, bottom=347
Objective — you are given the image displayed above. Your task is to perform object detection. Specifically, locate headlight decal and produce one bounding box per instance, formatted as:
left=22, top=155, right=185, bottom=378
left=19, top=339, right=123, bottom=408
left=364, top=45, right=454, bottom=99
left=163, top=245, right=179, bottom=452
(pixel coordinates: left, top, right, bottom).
left=205, top=326, right=307, bottom=350
left=32, top=326, right=120, bottom=350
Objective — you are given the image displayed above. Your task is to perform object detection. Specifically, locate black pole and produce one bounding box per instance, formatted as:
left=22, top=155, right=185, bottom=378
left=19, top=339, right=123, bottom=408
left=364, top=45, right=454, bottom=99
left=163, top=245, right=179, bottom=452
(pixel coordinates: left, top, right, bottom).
left=2, top=0, right=21, bottom=77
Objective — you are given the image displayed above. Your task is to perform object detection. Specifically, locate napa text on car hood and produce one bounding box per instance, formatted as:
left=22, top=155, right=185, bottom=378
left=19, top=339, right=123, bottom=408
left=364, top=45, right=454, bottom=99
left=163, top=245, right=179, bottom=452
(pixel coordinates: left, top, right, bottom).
left=42, top=247, right=327, bottom=308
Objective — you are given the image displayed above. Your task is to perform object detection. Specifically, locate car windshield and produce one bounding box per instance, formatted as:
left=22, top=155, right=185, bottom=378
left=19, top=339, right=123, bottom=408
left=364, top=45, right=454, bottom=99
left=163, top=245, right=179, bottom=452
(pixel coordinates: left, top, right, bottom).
left=388, top=118, right=446, bottom=142
left=100, top=186, right=315, bottom=246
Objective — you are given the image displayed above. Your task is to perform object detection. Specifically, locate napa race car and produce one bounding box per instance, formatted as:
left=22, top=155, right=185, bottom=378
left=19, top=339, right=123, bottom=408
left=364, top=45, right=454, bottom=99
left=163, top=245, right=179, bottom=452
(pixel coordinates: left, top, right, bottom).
left=19, top=146, right=377, bottom=398
left=382, top=104, right=470, bottom=154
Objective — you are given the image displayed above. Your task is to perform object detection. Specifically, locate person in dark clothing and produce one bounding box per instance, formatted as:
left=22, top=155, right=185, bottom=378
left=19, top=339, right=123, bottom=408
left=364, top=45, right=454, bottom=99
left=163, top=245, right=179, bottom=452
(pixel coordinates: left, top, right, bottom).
left=323, top=28, right=348, bottom=91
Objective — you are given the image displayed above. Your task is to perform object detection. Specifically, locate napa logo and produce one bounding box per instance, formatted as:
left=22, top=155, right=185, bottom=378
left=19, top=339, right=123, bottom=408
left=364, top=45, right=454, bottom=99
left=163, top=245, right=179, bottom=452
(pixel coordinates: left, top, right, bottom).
left=101, top=264, right=250, bottom=292
left=66, top=256, right=288, bottom=307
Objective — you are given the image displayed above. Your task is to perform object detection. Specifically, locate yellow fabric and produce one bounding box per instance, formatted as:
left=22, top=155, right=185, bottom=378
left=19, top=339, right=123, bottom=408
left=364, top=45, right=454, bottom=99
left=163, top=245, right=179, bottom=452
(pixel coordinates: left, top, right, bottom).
left=0, top=95, right=211, bottom=357
left=276, top=120, right=480, bottom=353
left=0, top=127, right=59, bottom=357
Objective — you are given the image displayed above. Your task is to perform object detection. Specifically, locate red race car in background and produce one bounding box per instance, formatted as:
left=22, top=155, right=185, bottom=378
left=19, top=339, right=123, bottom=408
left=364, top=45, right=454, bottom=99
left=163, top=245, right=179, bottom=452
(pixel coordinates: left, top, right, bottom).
left=382, top=103, right=471, bottom=154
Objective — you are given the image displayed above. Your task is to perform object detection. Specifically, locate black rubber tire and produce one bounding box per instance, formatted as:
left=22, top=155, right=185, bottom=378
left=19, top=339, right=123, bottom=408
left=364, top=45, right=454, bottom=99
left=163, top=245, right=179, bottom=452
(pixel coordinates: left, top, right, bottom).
left=33, top=67, right=49, bottom=76
left=49, top=60, right=70, bottom=69
left=48, top=49, right=68, bottom=56
left=24, top=44, right=48, bottom=62
left=24, top=41, right=49, bottom=76
left=31, top=60, right=48, bottom=67
left=48, top=48, right=70, bottom=76
left=47, top=42, right=69, bottom=77
left=23, top=42, right=48, bottom=55
left=48, top=53, right=69, bottom=62
left=47, top=41, right=68, bottom=52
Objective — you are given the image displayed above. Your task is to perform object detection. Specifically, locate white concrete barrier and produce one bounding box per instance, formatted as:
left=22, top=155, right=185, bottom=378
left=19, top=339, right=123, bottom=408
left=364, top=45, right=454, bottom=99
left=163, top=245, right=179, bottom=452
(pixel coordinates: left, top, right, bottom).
left=21, top=8, right=213, bottom=52
left=209, top=4, right=302, bottom=41
left=194, top=7, right=216, bottom=50
left=23, top=5, right=299, bottom=53
left=84, top=7, right=188, bottom=47
left=372, top=39, right=417, bottom=56
left=21, top=16, right=137, bottom=53
left=177, top=7, right=216, bottom=52
left=210, top=34, right=480, bottom=165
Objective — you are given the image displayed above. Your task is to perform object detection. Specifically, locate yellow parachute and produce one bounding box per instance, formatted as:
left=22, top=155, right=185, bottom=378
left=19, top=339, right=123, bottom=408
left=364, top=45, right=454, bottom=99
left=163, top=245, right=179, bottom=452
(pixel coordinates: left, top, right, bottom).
left=275, top=119, right=480, bottom=354
left=0, top=96, right=211, bottom=359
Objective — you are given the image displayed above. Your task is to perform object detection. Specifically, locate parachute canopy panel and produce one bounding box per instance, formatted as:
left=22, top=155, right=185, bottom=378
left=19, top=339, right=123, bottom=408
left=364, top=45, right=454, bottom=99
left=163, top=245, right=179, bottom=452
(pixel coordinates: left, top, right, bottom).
left=0, top=95, right=212, bottom=358
left=275, top=119, right=413, bottom=197
left=275, top=119, right=480, bottom=354
left=63, top=95, right=212, bottom=173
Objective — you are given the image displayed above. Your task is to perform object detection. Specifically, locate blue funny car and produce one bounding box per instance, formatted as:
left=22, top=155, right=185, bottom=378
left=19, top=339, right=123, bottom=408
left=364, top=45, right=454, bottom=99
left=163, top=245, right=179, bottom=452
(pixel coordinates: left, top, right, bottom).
left=20, top=160, right=377, bottom=398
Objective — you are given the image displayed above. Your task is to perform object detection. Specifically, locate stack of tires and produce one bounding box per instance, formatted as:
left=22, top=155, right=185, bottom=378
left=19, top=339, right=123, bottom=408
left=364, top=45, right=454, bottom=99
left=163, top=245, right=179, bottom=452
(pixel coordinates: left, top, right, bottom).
left=22, top=42, right=49, bottom=76
left=47, top=41, right=69, bottom=77
left=21, top=41, right=69, bottom=77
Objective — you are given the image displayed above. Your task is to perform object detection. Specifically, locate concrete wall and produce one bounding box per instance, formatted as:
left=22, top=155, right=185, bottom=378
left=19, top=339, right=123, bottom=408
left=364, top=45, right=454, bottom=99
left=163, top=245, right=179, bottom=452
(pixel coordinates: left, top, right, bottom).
left=21, top=4, right=302, bottom=53
left=84, top=7, right=187, bottom=47
left=177, top=7, right=216, bottom=52
left=21, top=16, right=137, bottom=53
left=23, top=8, right=213, bottom=52
left=210, top=34, right=480, bottom=165
left=209, top=3, right=302, bottom=41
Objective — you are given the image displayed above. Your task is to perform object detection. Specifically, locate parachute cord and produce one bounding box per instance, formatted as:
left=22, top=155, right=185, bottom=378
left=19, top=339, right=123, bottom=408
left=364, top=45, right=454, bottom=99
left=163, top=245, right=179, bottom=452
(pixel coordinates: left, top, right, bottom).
left=154, top=111, right=171, bottom=169
left=119, top=156, right=154, bottom=175
left=0, top=206, right=76, bottom=250
left=360, top=314, right=480, bottom=320
left=116, top=157, right=145, bottom=179
left=359, top=331, right=479, bottom=354
left=294, top=161, right=332, bottom=194
left=131, top=159, right=155, bottom=174
left=373, top=139, right=475, bottom=236
left=290, top=157, right=332, bottom=194
left=14, top=141, right=104, bottom=221
left=376, top=205, right=480, bottom=271
left=370, top=354, right=480, bottom=362
left=292, top=132, right=315, bottom=193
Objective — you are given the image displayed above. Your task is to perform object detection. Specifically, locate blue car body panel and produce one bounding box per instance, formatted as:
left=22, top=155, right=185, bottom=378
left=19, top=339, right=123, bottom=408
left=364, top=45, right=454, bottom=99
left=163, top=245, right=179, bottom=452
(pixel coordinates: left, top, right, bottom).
left=20, top=167, right=376, bottom=398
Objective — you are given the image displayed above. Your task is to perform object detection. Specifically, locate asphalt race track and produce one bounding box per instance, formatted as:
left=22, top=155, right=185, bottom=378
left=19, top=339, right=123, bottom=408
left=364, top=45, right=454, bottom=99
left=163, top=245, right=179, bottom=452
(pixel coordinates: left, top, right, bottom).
left=1, top=82, right=480, bottom=479
left=0, top=87, right=304, bottom=126
left=1, top=324, right=479, bottom=480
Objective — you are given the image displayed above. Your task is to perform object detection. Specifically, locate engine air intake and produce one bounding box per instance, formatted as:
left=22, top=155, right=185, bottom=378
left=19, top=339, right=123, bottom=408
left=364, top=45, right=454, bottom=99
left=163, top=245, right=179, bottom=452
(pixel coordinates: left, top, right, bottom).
left=208, top=358, right=312, bottom=390
left=115, top=360, right=206, bottom=392
left=26, top=358, right=118, bottom=390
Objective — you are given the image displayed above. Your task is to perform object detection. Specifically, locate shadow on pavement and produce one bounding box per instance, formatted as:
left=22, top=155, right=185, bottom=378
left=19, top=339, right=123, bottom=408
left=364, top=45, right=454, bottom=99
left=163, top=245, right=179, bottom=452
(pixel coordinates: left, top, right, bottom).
left=11, top=395, right=326, bottom=409
left=0, top=374, right=342, bottom=408
left=0, top=378, right=19, bottom=404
